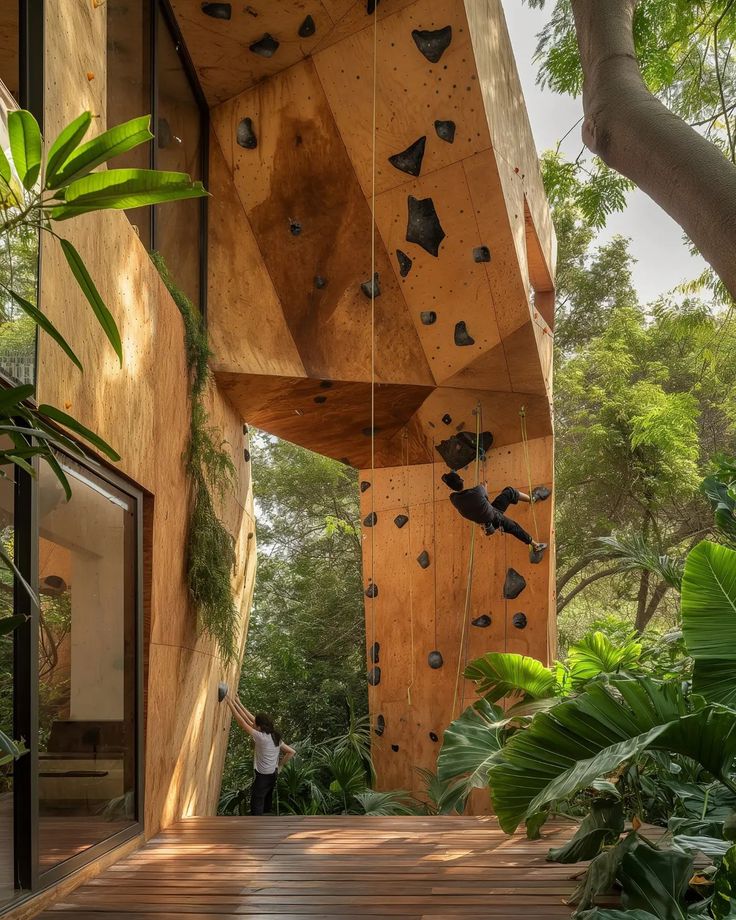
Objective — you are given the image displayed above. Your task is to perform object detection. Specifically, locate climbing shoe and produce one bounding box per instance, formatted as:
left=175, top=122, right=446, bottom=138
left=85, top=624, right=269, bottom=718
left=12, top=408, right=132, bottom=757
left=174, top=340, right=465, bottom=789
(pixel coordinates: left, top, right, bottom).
left=532, top=485, right=551, bottom=503
left=442, top=471, right=464, bottom=491
left=483, top=522, right=497, bottom=536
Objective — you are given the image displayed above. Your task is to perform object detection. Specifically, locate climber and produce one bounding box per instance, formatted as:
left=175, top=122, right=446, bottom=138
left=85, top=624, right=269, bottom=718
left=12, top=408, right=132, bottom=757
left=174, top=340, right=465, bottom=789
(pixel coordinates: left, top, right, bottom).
left=442, top=471, right=549, bottom=557
left=221, top=690, right=295, bottom=815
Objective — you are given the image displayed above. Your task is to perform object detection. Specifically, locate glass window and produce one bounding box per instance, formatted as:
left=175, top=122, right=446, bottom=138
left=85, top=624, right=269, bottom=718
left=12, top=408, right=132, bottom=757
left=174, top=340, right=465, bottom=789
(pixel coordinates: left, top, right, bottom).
left=37, top=459, right=138, bottom=874
left=155, top=6, right=203, bottom=308
left=107, top=0, right=152, bottom=247
left=0, top=453, right=15, bottom=908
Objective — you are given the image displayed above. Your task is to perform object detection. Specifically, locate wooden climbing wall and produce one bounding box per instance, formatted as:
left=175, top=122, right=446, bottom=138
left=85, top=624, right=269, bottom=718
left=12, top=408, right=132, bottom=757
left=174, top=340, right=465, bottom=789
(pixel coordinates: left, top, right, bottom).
left=360, top=437, right=554, bottom=807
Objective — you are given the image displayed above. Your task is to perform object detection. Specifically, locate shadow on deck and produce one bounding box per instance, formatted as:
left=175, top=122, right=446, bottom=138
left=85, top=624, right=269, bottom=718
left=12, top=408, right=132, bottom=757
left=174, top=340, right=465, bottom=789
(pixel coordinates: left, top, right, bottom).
left=40, top=816, right=584, bottom=919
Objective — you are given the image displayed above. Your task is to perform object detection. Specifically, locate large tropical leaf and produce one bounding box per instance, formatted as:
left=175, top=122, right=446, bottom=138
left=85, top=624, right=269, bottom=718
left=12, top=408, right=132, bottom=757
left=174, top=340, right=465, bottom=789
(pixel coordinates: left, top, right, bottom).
left=464, top=651, right=556, bottom=702
left=8, top=109, right=41, bottom=189
left=702, top=466, right=736, bottom=547
left=48, top=115, right=153, bottom=187
left=681, top=541, right=736, bottom=706
left=571, top=832, right=641, bottom=913
left=714, top=844, right=736, bottom=919
left=436, top=698, right=504, bottom=800
left=45, top=112, right=92, bottom=187
left=566, top=630, right=643, bottom=685
left=548, top=800, right=624, bottom=863
left=598, top=533, right=684, bottom=590
left=488, top=677, right=736, bottom=834
left=619, top=842, right=693, bottom=919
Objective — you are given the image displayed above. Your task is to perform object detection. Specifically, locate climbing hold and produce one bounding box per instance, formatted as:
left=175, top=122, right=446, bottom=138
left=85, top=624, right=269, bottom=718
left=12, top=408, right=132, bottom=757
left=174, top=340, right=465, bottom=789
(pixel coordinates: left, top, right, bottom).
left=362, top=426, right=381, bottom=437
left=532, top=485, right=551, bottom=502
left=472, top=614, right=492, bottom=628
left=360, top=480, right=371, bottom=493
left=361, top=273, right=381, bottom=299
left=394, top=514, right=409, bottom=528
left=442, top=414, right=452, bottom=425
left=417, top=550, right=430, bottom=569
left=368, top=666, right=381, bottom=686
left=370, top=641, right=380, bottom=664
left=473, top=246, right=491, bottom=263
left=314, top=395, right=327, bottom=404
left=406, top=196, right=445, bottom=257
left=289, top=219, right=302, bottom=236
left=429, top=731, right=439, bottom=742
left=340, top=457, right=352, bottom=466
left=249, top=33, right=280, bottom=57
left=428, top=650, right=443, bottom=669
left=217, top=681, right=229, bottom=702
left=411, top=25, right=452, bottom=63
left=298, top=14, right=316, bottom=37
left=391, top=744, right=399, bottom=752
left=243, top=448, right=251, bottom=462
left=367, top=0, right=379, bottom=12
left=201, top=2, right=231, bottom=19
left=242, top=424, right=248, bottom=435
left=454, top=321, right=475, bottom=346
left=420, top=311, right=436, bottom=325
left=396, top=249, right=413, bottom=278
left=504, top=568, right=527, bottom=600
left=375, top=714, right=385, bottom=736
left=434, top=119, right=456, bottom=143
left=236, top=117, right=257, bottom=149
left=365, top=582, right=378, bottom=598
left=436, top=431, right=493, bottom=470
left=320, top=380, right=333, bottom=389
left=388, top=136, right=426, bottom=177
left=513, top=612, right=528, bottom=629
left=314, top=275, right=328, bottom=289
left=363, top=511, right=377, bottom=527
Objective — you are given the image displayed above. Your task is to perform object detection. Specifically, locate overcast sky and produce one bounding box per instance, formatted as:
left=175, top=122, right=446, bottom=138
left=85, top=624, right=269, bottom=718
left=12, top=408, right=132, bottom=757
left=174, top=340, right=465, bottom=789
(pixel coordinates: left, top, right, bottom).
left=502, top=2, right=706, bottom=304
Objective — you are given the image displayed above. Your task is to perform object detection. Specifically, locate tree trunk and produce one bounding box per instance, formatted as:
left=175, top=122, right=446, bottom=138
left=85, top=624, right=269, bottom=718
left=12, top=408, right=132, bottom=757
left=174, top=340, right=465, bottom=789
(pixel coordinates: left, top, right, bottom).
left=634, top=568, right=650, bottom=633
left=571, top=0, right=736, bottom=301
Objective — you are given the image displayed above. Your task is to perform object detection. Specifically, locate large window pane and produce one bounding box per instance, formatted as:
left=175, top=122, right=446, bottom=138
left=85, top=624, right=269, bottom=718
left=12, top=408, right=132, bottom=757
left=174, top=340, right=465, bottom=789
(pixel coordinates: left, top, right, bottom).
left=37, top=460, right=137, bottom=874
left=0, top=454, right=14, bottom=906
left=107, top=0, right=151, bottom=247
left=155, top=7, right=202, bottom=308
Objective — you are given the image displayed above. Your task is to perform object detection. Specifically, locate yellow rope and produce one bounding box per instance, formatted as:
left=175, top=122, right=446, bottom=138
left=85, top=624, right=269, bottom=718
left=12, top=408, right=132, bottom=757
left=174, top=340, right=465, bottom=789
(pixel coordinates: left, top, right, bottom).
left=368, top=0, right=378, bottom=730
left=452, top=402, right=481, bottom=719
left=403, top=431, right=415, bottom=708
left=519, top=406, right=540, bottom=542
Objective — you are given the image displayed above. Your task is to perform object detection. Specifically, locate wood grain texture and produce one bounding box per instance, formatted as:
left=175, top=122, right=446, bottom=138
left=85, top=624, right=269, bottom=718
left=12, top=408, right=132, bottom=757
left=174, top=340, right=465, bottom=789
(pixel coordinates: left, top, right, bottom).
left=36, top=816, right=592, bottom=919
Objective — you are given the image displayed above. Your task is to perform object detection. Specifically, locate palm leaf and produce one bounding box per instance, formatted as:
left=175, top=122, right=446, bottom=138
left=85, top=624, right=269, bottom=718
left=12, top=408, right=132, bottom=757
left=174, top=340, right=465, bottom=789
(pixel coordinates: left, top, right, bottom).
left=566, top=630, right=642, bottom=684
left=464, top=651, right=556, bottom=702
left=354, top=790, right=417, bottom=816
left=598, top=534, right=684, bottom=590
left=436, top=698, right=504, bottom=800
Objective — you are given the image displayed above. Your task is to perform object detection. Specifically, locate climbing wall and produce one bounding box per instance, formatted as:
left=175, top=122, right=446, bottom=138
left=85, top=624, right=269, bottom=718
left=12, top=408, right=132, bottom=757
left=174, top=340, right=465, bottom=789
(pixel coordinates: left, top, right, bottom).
left=359, top=436, right=554, bottom=804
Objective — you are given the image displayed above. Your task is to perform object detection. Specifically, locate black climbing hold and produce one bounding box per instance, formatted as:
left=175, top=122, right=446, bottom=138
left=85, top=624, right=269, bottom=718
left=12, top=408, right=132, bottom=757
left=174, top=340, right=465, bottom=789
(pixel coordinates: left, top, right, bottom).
left=428, top=650, right=444, bottom=669
left=454, top=321, right=475, bottom=346
left=436, top=431, right=493, bottom=470
left=513, top=612, right=528, bottom=630
left=367, top=0, right=379, bottom=12
left=368, top=666, right=381, bottom=686
left=362, top=426, right=381, bottom=437
left=314, top=275, right=327, bottom=289
left=533, top=485, right=551, bottom=502
left=388, top=135, right=426, bottom=177
left=365, top=582, right=378, bottom=598
left=417, top=550, right=430, bottom=569
left=391, top=744, right=399, bottom=752
left=340, top=457, right=352, bottom=466
left=289, top=219, right=302, bottom=236
left=473, top=245, right=491, bottom=263
left=396, top=249, right=413, bottom=278
left=370, top=641, right=380, bottom=664
left=298, top=14, right=316, bottom=37
left=411, top=25, right=452, bottom=63
left=360, top=480, right=371, bottom=493
left=201, top=2, right=231, bottom=19
left=314, top=395, right=327, bottom=404
left=242, top=424, right=248, bottom=435
left=320, top=380, right=333, bottom=389
left=375, top=714, right=385, bottom=736
left=420, top=311, right=436, bottom=325
left=243, top=448, right=251, bottom=462
left=361, top=272, right=381, bottom=298
left=530, top=546, right=545, bottom=564
left=394, top=514, right=409, bottom=528
left=363, top=511, right=377, bottom=527
left=472, top=614, right=492, bottom=628
left=249, top=33, right=280, bottom=57
left=236, top=117, right=257, bottom=149
left=442, top=414, right=452, bottom=425
left=429, top=731, right=439, bottom=743
left=434, top=119, right=456, bottom=143
left=217, top=681, right=229, bottom=702
left=406, top=196, right=445, bottom=257
left=504, top=568, right=527, bottom=600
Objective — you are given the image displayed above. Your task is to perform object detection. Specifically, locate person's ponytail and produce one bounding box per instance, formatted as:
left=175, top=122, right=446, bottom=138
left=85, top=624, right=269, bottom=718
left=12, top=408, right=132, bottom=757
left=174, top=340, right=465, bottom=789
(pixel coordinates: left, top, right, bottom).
left=255, top=713, right=281, bottom=747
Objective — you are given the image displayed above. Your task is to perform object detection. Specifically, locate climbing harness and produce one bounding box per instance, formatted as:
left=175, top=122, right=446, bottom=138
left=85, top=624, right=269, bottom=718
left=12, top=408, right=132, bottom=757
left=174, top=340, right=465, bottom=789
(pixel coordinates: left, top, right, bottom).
left=519, top=406, right=540, bottom=547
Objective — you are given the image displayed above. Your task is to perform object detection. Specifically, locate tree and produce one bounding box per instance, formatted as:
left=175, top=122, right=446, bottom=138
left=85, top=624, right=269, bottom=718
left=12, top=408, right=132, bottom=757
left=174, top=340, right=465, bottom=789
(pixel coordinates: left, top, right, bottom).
left=531, top=0, right=736, bottom=299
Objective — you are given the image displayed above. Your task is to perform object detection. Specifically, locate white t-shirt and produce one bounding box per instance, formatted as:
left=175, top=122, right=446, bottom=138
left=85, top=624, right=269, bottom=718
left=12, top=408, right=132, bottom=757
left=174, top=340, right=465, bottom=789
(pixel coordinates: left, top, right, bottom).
left=252, top=730, right=280, bottom=774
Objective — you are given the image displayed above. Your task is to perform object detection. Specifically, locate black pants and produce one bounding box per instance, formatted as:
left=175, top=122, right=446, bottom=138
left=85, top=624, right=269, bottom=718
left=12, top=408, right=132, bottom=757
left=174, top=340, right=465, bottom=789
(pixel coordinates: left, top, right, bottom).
left=448, top=484, right=533, bottom=546
left=250, top=769, right=278, bottom=815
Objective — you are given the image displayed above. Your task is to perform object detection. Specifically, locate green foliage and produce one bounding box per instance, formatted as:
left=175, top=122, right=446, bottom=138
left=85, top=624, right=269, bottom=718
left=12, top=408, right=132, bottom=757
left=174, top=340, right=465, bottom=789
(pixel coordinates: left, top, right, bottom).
left=464, top=652, right=557, bottom=703
left=548, top=800, right=624, bottom=863
left=150, top=252, right=238, bottom=662
left=435, top=698, right=504, bottom=802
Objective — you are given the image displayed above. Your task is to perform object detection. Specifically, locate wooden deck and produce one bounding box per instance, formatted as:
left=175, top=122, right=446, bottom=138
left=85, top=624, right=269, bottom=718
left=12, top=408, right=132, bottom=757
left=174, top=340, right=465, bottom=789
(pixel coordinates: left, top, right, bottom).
left=38, top=816, right=587, bottom=919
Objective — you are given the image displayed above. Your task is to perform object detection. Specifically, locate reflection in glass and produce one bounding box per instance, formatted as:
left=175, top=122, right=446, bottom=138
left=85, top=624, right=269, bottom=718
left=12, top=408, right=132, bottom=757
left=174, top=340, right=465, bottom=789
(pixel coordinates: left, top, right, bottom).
left=155, top=7, right=202, bottom=308
left=37, top=460, right=137, bottom=873
left=0, top=454, right=14, bottom=906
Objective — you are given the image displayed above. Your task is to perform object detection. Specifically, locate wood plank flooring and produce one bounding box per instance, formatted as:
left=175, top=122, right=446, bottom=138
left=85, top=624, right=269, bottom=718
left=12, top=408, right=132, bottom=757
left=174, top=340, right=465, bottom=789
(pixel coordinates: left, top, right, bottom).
left=37, top=816, right=592, bottom=919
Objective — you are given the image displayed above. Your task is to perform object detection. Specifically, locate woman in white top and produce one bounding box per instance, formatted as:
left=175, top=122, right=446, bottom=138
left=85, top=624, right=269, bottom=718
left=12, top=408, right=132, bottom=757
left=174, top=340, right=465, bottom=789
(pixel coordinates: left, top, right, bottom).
left=225, top=694, right=295, bottom=815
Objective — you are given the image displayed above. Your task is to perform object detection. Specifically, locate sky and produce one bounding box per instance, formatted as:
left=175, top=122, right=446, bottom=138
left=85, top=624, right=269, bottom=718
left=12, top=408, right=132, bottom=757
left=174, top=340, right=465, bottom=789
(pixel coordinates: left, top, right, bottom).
left=502, top=2, right=707, bottom=304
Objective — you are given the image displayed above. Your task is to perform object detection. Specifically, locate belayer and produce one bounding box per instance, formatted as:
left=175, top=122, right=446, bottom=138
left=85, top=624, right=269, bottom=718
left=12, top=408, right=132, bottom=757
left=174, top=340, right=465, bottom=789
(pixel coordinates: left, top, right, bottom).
left=442, top=471, right=549, bottom=559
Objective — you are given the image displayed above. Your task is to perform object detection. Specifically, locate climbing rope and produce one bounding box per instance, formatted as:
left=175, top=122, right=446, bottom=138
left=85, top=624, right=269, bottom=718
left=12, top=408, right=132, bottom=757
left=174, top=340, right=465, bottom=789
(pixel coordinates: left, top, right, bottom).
left=452, top=402, right=482, bottom=719
left=519, top=406, right=540, bottom=543
left=403, top=430, right=415, bottom=708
